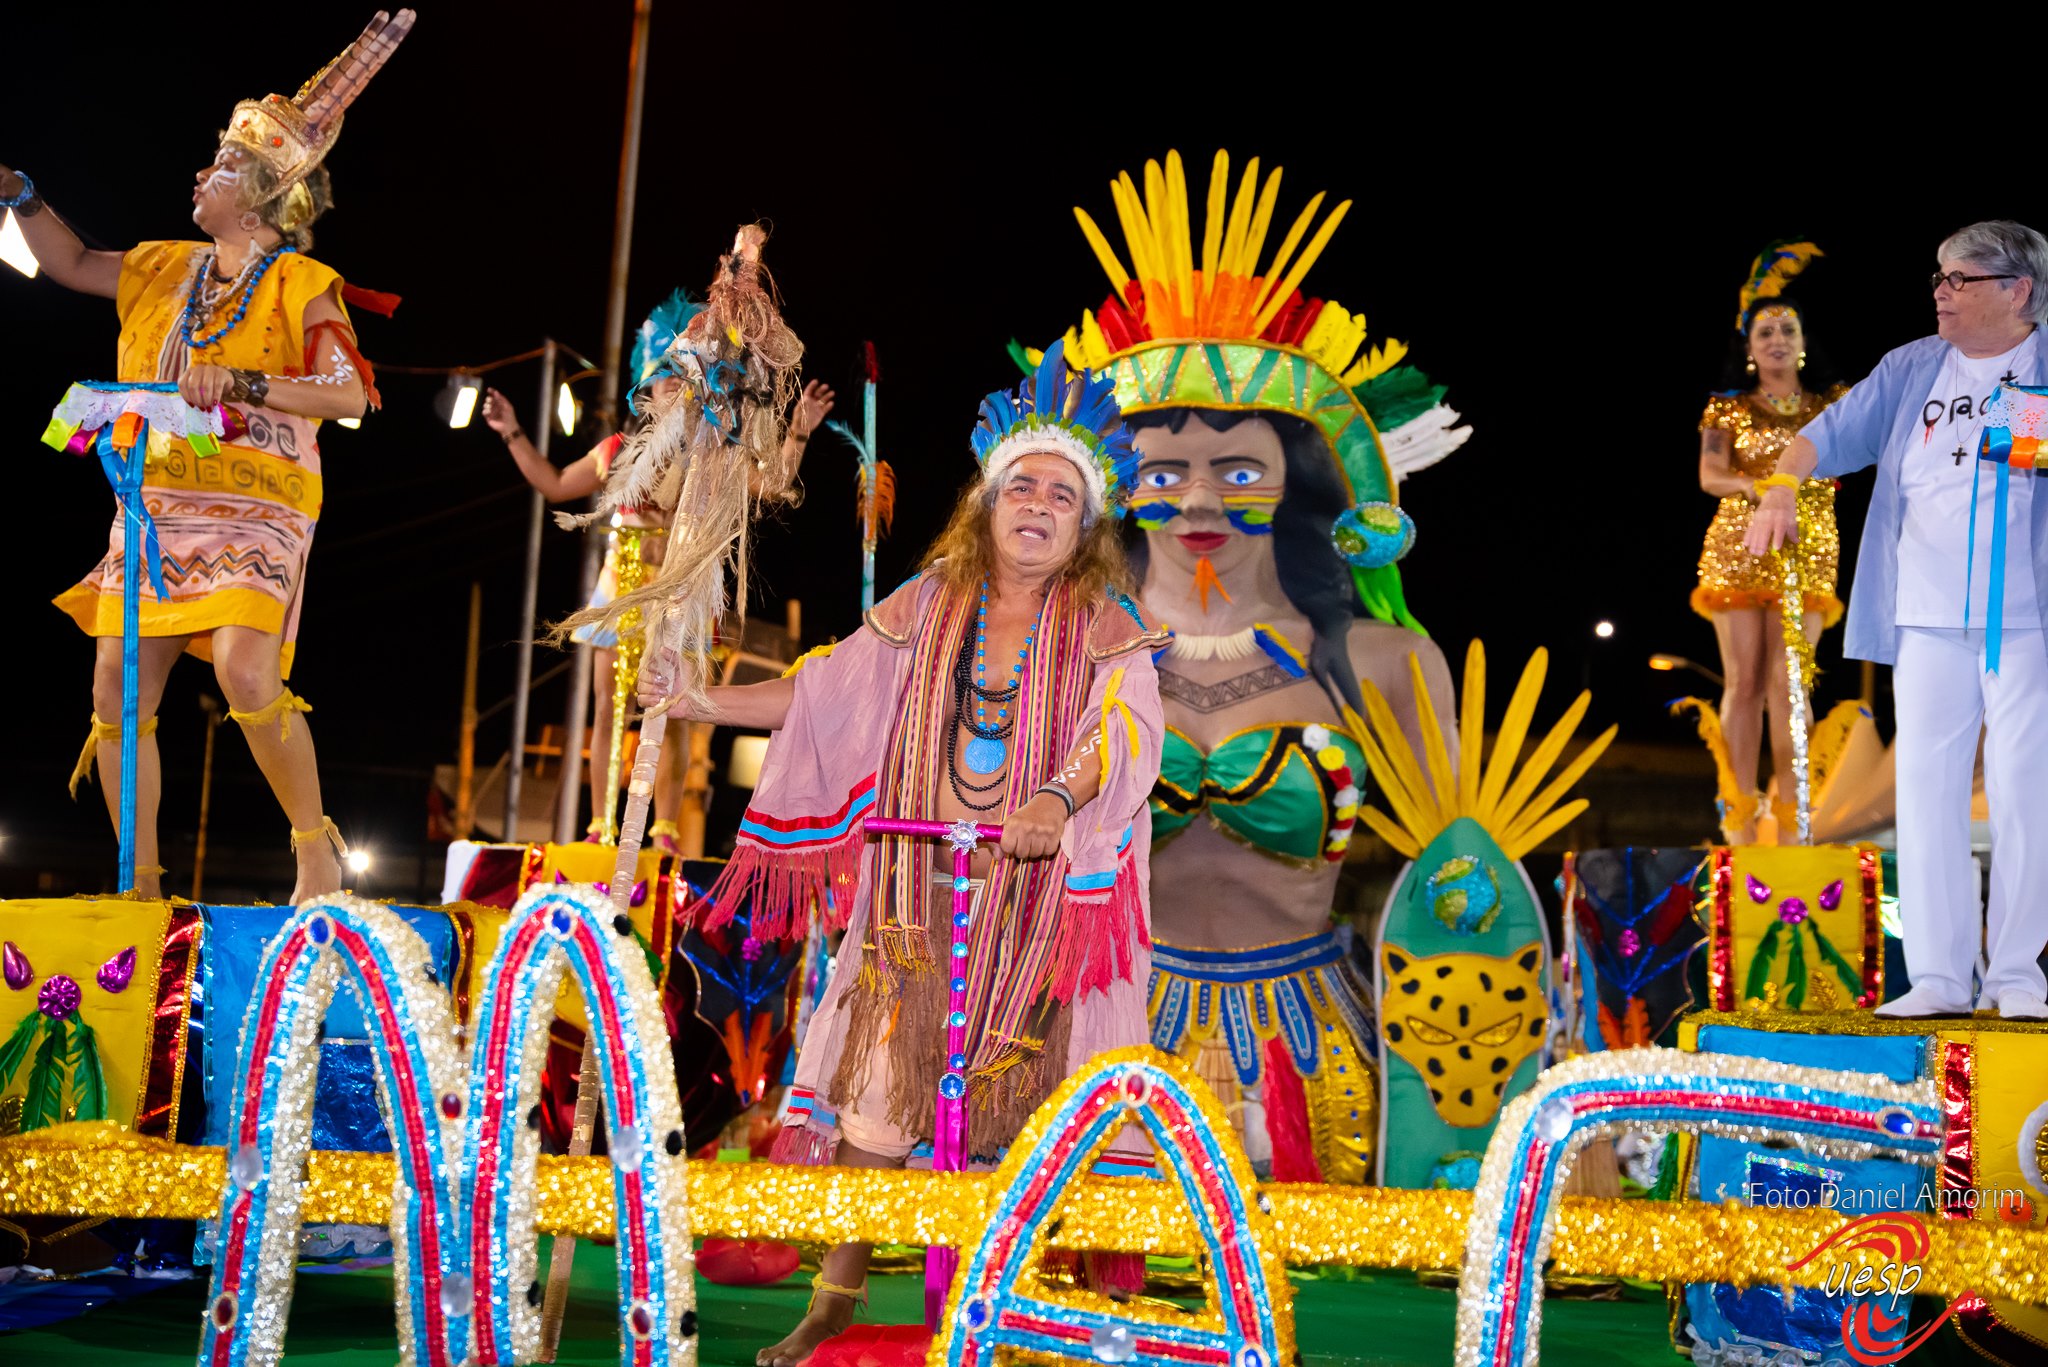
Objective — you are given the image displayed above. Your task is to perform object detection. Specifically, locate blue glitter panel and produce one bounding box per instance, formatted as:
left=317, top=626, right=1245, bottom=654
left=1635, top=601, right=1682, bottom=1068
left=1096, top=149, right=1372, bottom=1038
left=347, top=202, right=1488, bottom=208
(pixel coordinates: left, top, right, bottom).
left=198, top=904, right=461, bottom=1152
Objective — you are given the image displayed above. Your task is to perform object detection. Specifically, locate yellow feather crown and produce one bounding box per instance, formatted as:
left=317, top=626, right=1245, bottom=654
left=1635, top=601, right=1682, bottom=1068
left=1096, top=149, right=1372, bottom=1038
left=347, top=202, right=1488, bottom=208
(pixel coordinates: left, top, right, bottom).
left=1063, top=150, right=1405, bottom=388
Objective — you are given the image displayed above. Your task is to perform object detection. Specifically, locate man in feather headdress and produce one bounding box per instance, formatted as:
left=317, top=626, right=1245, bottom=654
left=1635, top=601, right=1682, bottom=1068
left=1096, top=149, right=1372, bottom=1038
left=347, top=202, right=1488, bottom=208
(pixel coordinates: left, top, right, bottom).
left=640, top=342, right=1166, bottom=1365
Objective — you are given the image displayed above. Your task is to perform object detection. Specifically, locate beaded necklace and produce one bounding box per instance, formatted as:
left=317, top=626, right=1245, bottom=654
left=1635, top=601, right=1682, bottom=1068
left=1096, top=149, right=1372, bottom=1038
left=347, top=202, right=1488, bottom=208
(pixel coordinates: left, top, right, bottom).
left=946, top=581, right=1041, bottom=810
left=181, top=244, right=294, bottom=351
left=1757, top=387, right=1804, bottom=418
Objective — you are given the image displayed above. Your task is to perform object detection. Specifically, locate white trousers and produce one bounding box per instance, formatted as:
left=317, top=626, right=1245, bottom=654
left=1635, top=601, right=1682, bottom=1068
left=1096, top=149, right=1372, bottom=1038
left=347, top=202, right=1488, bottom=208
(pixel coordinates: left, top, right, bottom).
left=1893, top=626, right=2048, bottom=1001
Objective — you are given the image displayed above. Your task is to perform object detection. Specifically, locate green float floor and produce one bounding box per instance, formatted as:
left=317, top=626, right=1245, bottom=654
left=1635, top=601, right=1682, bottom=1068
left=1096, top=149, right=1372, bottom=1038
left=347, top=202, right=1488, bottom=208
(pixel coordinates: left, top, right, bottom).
left=2, top=1241, right=1676, bottom=1365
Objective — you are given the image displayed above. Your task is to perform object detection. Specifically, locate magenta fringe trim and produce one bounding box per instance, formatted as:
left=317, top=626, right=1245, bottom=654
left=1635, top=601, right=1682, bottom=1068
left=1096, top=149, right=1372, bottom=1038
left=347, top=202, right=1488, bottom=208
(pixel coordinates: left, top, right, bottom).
left=698, top=829, right=866, bottom=939
left=1047, top=855, right=1148, bottom=1002
left=767, top=1118, right=839, bottom=1167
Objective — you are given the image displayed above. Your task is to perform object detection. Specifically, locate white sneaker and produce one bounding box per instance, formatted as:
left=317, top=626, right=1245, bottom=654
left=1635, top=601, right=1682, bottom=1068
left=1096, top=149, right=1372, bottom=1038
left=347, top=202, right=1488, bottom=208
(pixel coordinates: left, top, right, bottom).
left=1993, top=989, right=2048, bottom=1021
left=1873, top=984, right=1974, bottom=1019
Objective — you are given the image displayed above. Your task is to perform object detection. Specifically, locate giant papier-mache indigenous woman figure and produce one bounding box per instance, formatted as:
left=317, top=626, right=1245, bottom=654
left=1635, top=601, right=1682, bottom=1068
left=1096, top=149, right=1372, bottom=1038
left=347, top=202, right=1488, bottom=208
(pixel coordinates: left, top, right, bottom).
left=1689, top=242, right=1848, bottom=843
left=641, top=342, right=1166, bottom=1366
left=1042, top=150, right=1469, bottom=1182
left=1, top=11, right=413, bottom=900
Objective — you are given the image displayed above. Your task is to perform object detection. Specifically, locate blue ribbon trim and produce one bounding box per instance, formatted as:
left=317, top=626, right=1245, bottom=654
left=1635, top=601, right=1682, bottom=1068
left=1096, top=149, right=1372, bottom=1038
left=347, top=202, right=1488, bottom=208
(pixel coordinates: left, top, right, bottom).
left=93, top=424, right=169, bottom=601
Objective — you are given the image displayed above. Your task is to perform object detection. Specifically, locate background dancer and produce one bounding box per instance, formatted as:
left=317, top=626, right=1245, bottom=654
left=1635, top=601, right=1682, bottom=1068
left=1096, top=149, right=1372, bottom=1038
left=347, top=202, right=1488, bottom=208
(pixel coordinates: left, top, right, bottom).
left=0, top=10, right=412, bottom=899
left=1693, top=243, right=1847, bottom=841
left=482, top=306, right=833, bottom=843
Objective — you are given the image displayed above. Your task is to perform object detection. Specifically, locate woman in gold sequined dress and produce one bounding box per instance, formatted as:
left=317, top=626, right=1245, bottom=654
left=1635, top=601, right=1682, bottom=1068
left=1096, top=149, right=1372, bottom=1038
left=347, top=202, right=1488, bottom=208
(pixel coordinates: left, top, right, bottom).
left=1694, top=246, right=1849, bottom=839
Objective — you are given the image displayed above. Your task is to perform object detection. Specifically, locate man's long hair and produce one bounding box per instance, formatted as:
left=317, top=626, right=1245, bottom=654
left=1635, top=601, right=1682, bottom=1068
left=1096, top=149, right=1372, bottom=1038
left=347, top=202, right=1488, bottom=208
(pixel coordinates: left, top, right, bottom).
left=920, top=477, right=1134, bottom=602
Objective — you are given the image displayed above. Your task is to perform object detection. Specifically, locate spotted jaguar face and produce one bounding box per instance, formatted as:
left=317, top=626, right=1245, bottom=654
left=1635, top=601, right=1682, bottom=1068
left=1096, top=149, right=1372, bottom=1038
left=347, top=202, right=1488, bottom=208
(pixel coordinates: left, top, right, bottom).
left=1381, top=942, right=1545, bottom=1128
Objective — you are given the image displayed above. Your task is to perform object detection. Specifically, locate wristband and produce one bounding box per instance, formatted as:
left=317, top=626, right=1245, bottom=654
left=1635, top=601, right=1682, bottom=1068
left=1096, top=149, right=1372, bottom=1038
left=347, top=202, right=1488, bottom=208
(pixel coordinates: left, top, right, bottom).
left=0, top=171, right=34, bottom=209
left=1035, top=781, right=1076, bottom=819
left=1756, top=473, right=1801, bottom=498
left=226, top=369, right=270, bottom=408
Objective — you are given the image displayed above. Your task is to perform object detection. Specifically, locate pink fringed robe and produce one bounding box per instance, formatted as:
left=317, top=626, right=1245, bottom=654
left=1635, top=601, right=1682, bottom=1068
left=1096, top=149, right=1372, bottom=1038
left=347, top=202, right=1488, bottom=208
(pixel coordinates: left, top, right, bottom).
left=702, top=572, right=1165, bottom=1159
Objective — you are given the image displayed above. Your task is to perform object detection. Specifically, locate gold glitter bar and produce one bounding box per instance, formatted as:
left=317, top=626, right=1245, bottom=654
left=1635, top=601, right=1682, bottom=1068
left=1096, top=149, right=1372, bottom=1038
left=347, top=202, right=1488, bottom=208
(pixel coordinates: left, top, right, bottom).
left=5, top=1121, right=2048, bottom=1302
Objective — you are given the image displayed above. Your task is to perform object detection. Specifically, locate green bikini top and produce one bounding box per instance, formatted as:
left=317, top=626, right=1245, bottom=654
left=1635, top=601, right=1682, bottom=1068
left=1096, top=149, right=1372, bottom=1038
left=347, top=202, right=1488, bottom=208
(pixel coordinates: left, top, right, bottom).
left=1152, top=722, right=1368, bottom=865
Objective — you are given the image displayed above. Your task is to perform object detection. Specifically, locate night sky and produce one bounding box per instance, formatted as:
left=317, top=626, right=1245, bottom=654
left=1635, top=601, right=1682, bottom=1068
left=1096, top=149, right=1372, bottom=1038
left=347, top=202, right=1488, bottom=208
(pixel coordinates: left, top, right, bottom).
left=0, top=12, right=2000, bottom=899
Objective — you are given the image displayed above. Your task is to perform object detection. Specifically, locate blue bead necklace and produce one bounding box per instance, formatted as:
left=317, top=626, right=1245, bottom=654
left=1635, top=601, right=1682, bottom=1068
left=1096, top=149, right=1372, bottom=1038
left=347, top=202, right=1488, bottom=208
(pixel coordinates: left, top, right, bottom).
left=948, top=582, right=1039, bottom=806
left=180, top=245, right=294, bottom=351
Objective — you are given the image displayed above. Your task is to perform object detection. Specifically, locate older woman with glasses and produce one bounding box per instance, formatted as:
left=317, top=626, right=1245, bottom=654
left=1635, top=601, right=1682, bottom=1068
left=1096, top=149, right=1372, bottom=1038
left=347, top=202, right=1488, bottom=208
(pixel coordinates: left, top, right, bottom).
left=1747, top=220, right=2048, bottom=1021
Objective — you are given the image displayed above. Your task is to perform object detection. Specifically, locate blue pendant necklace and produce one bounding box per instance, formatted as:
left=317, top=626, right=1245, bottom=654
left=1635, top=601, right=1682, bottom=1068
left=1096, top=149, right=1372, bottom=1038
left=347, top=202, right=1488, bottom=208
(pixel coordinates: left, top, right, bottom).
left=948, top=582, right=1039, bottom=807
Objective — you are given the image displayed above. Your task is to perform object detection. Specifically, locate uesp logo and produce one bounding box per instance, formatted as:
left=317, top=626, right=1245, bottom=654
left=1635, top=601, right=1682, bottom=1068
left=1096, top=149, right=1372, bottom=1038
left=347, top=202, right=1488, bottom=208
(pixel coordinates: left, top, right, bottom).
left=1784, top=1212, right=1962, bottom=1364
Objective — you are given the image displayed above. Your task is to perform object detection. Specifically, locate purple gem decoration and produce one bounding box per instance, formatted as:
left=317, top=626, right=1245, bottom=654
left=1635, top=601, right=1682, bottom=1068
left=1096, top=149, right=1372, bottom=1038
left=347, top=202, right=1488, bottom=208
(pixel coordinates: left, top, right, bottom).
left=38, top=973, right=81, bottom=1020
left=97, top=946, right=137, bottom=994
left=741, top=936, right=764, bottom=962
left=1819, top=879, right=1844, bottom=912
left=1617, top=928, right=1642, bottom=958
left=2, top=941, right=30, bottom=991
left=1745, top=874, right=1772, bottom=904
left=1778, top=897, right=1810, bottom=925
left=629, top=879, right=648, bottom=908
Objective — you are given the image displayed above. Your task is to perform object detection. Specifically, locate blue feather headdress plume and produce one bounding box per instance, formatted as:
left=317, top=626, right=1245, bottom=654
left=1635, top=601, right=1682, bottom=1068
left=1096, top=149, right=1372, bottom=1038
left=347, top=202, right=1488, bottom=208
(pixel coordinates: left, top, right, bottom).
left=969, top=338, right=1137, bottom=516
left=628, top=288, right=706, bottom=410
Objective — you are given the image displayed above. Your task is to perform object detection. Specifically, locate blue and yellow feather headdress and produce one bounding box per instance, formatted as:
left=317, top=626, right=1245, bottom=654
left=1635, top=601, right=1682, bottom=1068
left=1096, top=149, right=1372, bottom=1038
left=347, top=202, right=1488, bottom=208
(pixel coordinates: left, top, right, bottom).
left=1736, top=241, right=1822, bottom=333
left=628, top=289, right=705, bottom=410
left=970, top=339, right=1137, bottom=517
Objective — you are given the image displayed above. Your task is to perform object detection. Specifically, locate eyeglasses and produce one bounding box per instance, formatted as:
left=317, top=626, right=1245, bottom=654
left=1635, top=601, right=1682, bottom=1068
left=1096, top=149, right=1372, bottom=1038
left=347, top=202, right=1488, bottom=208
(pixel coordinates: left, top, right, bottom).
left=1930, top=270, right=2017, bottom=292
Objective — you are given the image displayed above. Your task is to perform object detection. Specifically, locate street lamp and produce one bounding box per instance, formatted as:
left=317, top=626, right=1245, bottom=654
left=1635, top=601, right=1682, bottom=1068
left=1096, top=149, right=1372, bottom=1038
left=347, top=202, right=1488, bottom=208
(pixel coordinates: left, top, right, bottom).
left=1648, top=653, right=1725, bottom=687
left=0, top=210, right=37, bottom=277
left=434, top=375, right=481, bottom=429
left=1594, top=620, right=1616, bottom=640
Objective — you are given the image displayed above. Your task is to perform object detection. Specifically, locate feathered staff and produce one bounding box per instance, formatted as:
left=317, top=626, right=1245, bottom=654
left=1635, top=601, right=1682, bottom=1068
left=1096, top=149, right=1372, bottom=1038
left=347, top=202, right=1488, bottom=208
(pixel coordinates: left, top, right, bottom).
left=556, top=224, right=804, bottom=712
left=827, top=342, right=894, bottom=612
left=540, top=227, right=802, bottom=1343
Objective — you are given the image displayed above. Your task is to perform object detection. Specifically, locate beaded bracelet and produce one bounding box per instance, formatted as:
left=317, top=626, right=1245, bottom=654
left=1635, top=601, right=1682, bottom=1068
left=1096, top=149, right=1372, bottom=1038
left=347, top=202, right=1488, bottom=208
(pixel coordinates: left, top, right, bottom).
left=0, top=171, right=34, bottom=209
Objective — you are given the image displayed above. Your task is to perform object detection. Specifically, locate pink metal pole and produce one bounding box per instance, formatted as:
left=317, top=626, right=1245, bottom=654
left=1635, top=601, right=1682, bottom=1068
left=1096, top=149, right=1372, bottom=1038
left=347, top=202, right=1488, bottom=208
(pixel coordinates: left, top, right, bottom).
left=862, top=817, right=1000, bottom=1328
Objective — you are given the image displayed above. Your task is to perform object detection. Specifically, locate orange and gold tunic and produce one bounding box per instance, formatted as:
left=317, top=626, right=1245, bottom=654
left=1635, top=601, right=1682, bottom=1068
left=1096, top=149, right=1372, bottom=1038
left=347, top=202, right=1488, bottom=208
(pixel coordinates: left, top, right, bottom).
left=53, top=241, right=350, bottom=677
left=1692, top=384, right=1849, bottom=625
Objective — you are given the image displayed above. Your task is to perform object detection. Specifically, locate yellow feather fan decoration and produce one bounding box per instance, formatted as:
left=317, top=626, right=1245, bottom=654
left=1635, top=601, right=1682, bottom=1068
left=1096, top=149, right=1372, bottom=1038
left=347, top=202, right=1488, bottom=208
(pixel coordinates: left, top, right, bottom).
left=1350, top=641, right=1617, bottom=863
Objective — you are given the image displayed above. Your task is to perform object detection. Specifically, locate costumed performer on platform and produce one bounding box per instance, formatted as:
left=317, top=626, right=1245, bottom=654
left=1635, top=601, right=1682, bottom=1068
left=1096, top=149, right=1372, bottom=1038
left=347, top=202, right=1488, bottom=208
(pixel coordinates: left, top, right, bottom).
left=1693, top=243, right=1848, bottom=841
left=1, top=10, right=414, bottom=900
left=1045, top=150, right=1467, bottom=1181
left=640, top=341, right=1166, bottom=1366
left=481, top=298, right=835, bottom=843
left=1747, top=220, right=2048, bottom=1020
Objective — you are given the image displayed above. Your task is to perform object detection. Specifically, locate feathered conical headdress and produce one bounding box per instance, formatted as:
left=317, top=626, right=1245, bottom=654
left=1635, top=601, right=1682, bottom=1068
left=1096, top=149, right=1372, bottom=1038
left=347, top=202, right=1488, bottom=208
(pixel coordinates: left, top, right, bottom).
left=222, top=10, right=416, bottom=227
left=970, top=339, right=1137, bottom=516
left=628, top=289, right=706, bottom=410
left=1735, top=240, right=1822, bottom=333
